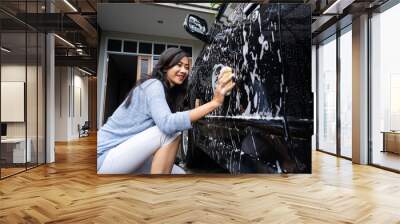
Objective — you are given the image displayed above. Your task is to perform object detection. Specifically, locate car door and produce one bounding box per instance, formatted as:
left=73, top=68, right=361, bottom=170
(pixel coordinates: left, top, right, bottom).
left=188, top=3, right=313, bottom=173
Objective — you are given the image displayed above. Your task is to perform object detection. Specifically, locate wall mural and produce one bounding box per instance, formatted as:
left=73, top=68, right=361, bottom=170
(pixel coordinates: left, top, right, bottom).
left=185, top=3, right=313, bottom=173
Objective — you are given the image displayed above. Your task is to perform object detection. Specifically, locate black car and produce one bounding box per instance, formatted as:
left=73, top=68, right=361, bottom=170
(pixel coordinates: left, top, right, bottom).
left=181, top=3, right=313, bottom=174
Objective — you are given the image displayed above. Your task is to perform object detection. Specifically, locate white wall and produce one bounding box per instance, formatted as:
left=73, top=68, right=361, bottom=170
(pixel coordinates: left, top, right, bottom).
left=1, top=65, right=26, bottom=139
left=55, top=66, right=89, bottom=141
left=1, top=82, right=25, bottom=122
left=97, top=31, right=205, bottom=128
left=46, top=32, right=56, bottom=163
left=1, top=65, right=33, bottom=138
left=1, top=63, right=46, bottom=164
left=55, top=67, right=68, bottom=141
left=72, top=72, right=89, bottom=138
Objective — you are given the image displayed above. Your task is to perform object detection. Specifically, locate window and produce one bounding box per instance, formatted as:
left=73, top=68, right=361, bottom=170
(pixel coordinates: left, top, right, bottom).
left=140, top=57, right=150, bottom=79
left=106, top=39, right=193, bottom=60
left=312, top=45, right=317, bottom=150
left=153, top=55, right=160, bottom=67
left=370, top=3, right=400, bottom=171
left=167, top=44, right=179, bottom=49
left=139, top=42, right=152, bottom=54
left=317, top=35, right=337, bottom=154
left=123, top=41, right=137, bottom=53
left=107, top=39, right=122, bottom=52
left=180, top=46, right=192, bottom=57
left=153, top=44, right=165, bottom=55
left=339, top=27, right=352, bottom=158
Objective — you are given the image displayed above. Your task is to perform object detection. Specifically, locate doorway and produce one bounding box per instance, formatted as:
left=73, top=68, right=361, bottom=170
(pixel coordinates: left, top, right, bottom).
left=104, top=54, right=138, bottom=122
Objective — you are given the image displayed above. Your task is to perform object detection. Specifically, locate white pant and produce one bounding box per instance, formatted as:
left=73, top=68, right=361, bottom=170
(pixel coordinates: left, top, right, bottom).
left=98, top=126, right=185, bottom=174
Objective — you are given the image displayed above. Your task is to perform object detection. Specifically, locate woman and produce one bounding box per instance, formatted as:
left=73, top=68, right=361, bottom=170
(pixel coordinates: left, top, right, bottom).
left=97, top=48, right=235, bottom=174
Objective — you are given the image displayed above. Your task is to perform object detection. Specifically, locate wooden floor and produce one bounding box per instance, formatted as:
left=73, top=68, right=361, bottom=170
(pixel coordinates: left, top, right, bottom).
left=1, top=163, right=45, bottom=178
left=1, top=135, right=400, bottom=223
left=1, top=167, right=26, bottom=177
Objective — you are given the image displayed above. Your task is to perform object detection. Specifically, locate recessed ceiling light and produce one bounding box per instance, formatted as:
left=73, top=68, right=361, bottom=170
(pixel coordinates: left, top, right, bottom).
left=63, top=0, right=78, bottom=12
left=322, top=0, right=353, bottom=15
left=54, top=34, right=75, bottom=48
left=78, top=67, right=93, bottom=76
left=1, top=47, right=11, bottom=53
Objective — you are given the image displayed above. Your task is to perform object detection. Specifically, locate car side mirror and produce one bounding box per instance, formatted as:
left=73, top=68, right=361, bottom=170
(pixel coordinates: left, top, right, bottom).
left=183, top=14, right=211, bottom=44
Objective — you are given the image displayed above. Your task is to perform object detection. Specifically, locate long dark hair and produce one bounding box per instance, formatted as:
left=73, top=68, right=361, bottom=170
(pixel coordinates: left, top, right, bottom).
left=124, top=48, right=189, bottom=112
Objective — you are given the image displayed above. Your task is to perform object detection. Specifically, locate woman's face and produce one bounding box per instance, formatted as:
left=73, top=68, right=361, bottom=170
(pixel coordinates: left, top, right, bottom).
left=165, top=56, right=189, bottom=87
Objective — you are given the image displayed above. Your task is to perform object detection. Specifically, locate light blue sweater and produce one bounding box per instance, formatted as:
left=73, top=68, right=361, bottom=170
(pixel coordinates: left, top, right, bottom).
left=97, top=79, right=192, bottom=170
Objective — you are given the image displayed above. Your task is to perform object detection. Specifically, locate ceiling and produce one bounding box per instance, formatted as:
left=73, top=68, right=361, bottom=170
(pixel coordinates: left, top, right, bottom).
left=1, top=1, right=218, bottom=74
left=97, top=3, right=216, bottom=40
left=1, top=0, right=391, bottom=73
left=0, top=0, right=98, bottom=72
left=1, top=32, right=45, bottom=64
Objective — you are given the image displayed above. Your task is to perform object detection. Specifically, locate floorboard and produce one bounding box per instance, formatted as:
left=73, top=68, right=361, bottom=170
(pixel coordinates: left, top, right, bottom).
left=0, top=135, right=399, bottom=223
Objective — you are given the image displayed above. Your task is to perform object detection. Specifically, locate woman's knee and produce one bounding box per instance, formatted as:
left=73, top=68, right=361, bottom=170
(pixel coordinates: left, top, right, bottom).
left=151, top=125, right=180, bottom=137
left=162, top=132, right=181, bottom=147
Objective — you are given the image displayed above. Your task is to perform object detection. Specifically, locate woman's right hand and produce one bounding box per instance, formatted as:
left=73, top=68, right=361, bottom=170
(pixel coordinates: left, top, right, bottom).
left=188, top=66, right=236, bottom=123
left=212, top=66, right=236, bottom=106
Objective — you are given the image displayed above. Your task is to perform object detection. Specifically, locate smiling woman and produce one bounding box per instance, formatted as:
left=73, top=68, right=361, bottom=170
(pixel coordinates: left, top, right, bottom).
left=165, top=57, right=190, bottom=87
left=97, top=47, right=235, bottom=174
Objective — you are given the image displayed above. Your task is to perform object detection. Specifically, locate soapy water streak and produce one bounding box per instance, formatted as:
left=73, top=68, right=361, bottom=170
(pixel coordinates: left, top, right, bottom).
left=199, top=4, right=284, bottom=120
left=191, top=4, right=301, bottom=173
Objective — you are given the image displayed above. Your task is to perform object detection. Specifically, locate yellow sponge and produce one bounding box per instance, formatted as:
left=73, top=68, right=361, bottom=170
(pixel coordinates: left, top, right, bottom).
left=220, top=66, right=234, bottom=96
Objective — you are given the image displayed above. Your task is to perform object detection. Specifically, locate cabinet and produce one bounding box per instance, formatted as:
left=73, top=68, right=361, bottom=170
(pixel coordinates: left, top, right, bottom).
left=0, top=138, right=32, bottom=165
left=382, top=131, right=400, bottom=154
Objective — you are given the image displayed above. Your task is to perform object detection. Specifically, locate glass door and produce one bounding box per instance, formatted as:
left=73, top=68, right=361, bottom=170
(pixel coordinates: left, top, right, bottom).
left=137, top=55, right=152, bottom=81
left=370, top=2, right=400, bottom=171
left=0, top=1, right=46, bottom=179
left=317, top=35, right=337, bottom=155
left=1, top=30, right=28, bottom=177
